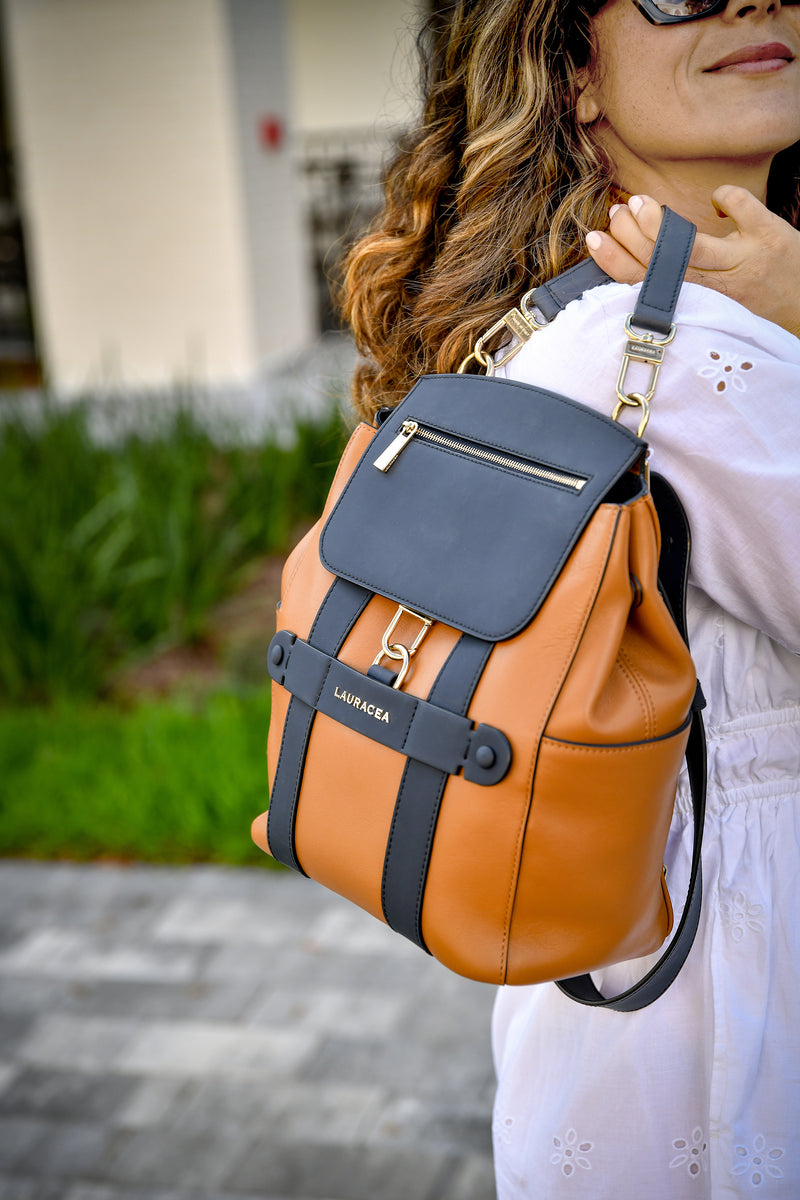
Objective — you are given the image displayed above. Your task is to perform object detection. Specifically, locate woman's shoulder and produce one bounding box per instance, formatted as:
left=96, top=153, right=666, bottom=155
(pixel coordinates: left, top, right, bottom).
left=498, top=277, right=800, bottom=400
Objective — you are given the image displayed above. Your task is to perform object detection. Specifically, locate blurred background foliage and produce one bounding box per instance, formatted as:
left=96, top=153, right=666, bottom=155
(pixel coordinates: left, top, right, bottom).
left=0, top=394, right=348, bottom=862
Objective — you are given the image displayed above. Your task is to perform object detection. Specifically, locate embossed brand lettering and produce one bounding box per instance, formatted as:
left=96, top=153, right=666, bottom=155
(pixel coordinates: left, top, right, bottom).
left=334, top=685, right=391, bottom=724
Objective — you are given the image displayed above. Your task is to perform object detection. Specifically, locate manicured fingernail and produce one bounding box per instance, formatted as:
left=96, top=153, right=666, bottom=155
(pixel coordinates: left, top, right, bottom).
left=608, top=204, right=623, bottom=218
left=629, top=195, right=644, bottom=215
left=586, top=231, right=603, bottom=250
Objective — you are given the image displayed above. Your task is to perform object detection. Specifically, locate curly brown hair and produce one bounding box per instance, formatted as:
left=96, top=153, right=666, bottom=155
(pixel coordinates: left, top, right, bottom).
left=341, top=0, right=800, bottom=422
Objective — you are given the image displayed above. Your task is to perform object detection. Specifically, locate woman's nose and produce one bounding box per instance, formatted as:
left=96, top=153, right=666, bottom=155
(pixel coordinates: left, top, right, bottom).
left=719, top=0, right=781, bottom=19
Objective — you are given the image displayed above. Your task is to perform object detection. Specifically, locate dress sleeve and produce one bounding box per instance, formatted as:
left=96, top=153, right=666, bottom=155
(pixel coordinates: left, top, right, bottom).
left=499, top=281, right=800, bottom=654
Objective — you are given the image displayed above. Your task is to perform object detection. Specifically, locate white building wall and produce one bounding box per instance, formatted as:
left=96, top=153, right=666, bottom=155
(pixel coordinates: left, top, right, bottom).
left=2, top=0, right=279, bottom=391
left=287, top=0, right=422, bottom=134
left=223, top=0, right=312, bottom=369
left=0, top=0, right=423, bottom=394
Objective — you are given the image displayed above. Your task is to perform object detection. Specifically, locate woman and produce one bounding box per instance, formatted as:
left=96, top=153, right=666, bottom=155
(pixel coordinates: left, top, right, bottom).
left=342, top=0, right=800, bottom=1194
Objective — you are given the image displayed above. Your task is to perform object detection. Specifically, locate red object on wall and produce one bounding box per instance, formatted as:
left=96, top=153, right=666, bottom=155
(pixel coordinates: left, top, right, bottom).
left=258, top=116, right=284, bottom=151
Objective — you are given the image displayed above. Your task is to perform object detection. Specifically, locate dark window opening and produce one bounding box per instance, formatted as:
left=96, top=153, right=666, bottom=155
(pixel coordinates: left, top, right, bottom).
left=0, top=22, right=40, bottom=388
left=300, top=129, right=396, bottom=334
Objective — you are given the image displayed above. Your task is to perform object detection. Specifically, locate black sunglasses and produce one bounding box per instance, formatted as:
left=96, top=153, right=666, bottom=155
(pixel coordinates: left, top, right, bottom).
left=590, top=0, right=798, bottom=24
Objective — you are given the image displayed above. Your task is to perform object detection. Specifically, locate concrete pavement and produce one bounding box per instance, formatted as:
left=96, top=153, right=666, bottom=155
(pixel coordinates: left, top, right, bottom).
left=0, top=861, right=497, bottom=1200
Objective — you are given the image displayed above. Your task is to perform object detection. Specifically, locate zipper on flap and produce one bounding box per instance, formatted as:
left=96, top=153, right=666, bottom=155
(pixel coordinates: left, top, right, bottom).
left=373, top=418, right=587, bottom=492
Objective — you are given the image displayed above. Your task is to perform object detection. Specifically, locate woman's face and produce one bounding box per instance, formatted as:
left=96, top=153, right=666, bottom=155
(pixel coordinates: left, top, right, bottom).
left=578, top=0, right=800, bottom=194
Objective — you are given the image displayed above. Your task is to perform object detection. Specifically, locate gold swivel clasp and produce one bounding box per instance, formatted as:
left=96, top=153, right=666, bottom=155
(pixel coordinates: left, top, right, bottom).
left=612, top=315, right=677, bottom=438
left=372, top=605, right=434, bottom=690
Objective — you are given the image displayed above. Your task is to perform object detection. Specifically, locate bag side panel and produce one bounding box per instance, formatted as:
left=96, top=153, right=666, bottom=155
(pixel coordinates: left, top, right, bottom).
left=503, top=497, right=695, bottom=984
left=504, top=724, right=688, bottom=985
left=419, top=505, right=623, bottom=983
left=546, top=494, right=696, bottom=743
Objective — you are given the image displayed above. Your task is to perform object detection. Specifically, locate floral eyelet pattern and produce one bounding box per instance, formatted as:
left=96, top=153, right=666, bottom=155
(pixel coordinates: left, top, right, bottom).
left=698, top=349, right=754, bottom=393
left=551, top=1129, right=594, bottom=1177
left=493, top=1113, right=515, bottom=1148
left=670, top=1127, right=708, bottom=1178
left=731, top=1135, right=785, bottom=1187
left=719, top=891, right=766, bottom=943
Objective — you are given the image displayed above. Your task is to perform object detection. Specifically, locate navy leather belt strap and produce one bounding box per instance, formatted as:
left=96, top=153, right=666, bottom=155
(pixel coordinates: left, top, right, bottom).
left=266, top=577, right=372, bottom=873
left=267, top=629, right=511, bottom=786
left=381, top=633, right=494, bottom=950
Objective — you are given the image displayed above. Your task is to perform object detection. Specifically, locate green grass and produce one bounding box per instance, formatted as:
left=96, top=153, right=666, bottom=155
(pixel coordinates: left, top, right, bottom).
left=0, top=395, right=346, bottom=704
left=0, top=690, right=278, bottom=865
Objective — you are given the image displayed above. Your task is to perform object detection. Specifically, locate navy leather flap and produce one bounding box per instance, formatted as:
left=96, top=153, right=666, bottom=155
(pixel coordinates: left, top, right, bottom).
left=320, top=374, right=645, bottom=641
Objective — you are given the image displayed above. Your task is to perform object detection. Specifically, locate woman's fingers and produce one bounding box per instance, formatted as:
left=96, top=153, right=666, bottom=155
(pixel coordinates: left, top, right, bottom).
left=621, top=194, right=664, bottom=242
left=600, top=196, right=662, bottom=262
left=586, top=185, right=800, bottom=337
left=586, top=194, right=663, bottom=280
left=585, top=229, right=645, bottom=283
left=711, top=184, right=774, bottom=235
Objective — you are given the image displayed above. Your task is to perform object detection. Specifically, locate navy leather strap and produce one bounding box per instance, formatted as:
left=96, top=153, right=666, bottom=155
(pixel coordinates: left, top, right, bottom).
left=630, top=208, right=696, bottom=336
left=381, top=634, right=494, bottom=950
left=530, top=212, right=705, bottom=1009
left=266, top=578, right=371, bottom=873
left=550, top=210, right=705, bottom=1010
left=527, top=207, right=694, bottom=338
left=267, top=629, right=511, bottom=786
left=530, top=258, right=613, bottom=322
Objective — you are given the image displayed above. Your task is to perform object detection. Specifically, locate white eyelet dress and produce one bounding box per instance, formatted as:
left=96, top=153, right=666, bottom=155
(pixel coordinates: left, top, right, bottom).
left=492, top=281, right=800, bottom=1199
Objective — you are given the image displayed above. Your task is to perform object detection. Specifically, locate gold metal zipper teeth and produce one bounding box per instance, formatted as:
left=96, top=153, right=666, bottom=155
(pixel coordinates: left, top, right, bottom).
left=414, top=426, right=586, bottom=492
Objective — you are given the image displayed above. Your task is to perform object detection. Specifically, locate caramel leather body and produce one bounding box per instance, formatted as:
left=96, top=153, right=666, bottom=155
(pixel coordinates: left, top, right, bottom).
left=253, top=421, right=696, bottom=986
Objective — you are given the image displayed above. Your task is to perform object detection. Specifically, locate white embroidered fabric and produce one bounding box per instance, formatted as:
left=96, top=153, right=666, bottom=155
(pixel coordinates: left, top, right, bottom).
left=492, top=281, right=800, bottom=1198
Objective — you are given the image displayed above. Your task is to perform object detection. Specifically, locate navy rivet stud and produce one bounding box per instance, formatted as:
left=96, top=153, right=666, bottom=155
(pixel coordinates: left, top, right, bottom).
left=475, top=745, right=496, bottom=769
left=269, top=643, right=284, bottom=667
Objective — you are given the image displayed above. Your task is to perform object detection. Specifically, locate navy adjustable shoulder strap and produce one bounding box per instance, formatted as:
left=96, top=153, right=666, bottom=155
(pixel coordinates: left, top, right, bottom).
left=538, top=208, right=707, bottom=1011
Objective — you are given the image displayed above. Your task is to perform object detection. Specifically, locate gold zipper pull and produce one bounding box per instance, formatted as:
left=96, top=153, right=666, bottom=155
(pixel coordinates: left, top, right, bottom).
left=373, top=420, right=419, bottom=473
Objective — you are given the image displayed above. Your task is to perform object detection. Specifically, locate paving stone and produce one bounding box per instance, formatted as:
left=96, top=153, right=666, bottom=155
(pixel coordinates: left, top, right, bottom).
left=207, top=943, right=431, bottom=996
left=398, top=971, right=496, bottom=1046
left=113, top=1078, right=194, bottom=1131
left=63, top=1188, right=175, bottom=1200
left=224, top=1138, right=456, bottom=1200
left=0, top=1020, right=35, bottom=1061
left=0, top=980, right=79, bottom=1019
left=117, top=1020, right=318, bottom=1079
left=0, top=1119, right=48, bottom=1171
left=167, top=1075, right=291, bottom=1139
left=16, top=1017, right=141, bottom=1073
left=75, top=978, right=259, bottom=1025
left=303, top=907, right=422, bottom=960
left=0, top=1069, right=137, bottom=1121
left=244, top=986, right=408, bottom=1039
left=0, top=931, right=198, bottom=985
left=300, top=1033, right=493, bottom=1103
left=62, top=1187, right=118, bottom=1200
left=171, top=1075, right=386, bottom=1150
left=0, top=1176, right=67, bottom=1200
left=15, top=1122, right=120, bottom=1180
left=105, top=1124, right=250, bottom=1190
left=0, top=861, right=499, bottom=1200
left=153, top=897, right=299, bottom=947
left=367, top=1095, right=493, bottom=1157
left=438, top=1154, right=498, bottom=1200
left=197, top=943, right=284, bottom=984
left=0, top=864, right=178, bottom=937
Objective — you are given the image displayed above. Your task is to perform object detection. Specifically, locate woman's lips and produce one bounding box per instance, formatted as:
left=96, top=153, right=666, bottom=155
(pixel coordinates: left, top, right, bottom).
left=706, top=42, right=794, bottom=73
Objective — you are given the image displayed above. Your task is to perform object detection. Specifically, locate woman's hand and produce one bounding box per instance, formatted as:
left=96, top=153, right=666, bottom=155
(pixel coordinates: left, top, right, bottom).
left=586, top=187, right=800, bottom=339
